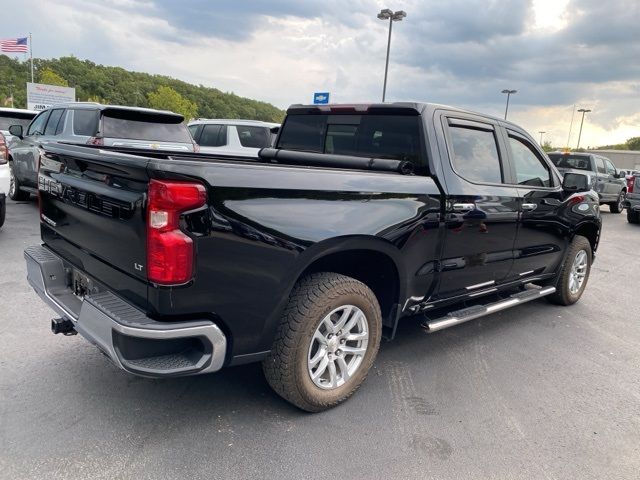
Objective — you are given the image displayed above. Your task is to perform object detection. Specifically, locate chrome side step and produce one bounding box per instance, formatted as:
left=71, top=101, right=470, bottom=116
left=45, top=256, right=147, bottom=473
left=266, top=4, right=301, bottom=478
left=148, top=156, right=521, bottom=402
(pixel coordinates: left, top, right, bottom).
left=421, top=286, right=556, bottom=333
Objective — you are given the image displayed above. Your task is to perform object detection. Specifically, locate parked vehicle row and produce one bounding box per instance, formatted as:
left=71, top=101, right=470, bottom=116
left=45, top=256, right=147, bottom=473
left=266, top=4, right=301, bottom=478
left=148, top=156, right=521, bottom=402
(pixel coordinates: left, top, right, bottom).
left=1, top=107, right=38, bottom=227
left=25, top=101, right=602, bottom=411
left=547, top=151, right=627, bottom=213
left=188, top=119, right=279, bottom=157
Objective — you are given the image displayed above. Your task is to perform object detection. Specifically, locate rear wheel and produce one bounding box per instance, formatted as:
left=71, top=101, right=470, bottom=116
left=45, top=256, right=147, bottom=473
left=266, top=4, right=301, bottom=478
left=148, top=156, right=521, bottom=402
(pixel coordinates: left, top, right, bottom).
left=0, top=199, right=5, bottom=228
left=263, top=272, right=382, bottom=412
left=547, top=235, right=592, bottom=306
left=628, top=209, right=640, bottom=224
left=609, top=192, right=625, bottom=213
left=8, top=162, right=30, bottom=201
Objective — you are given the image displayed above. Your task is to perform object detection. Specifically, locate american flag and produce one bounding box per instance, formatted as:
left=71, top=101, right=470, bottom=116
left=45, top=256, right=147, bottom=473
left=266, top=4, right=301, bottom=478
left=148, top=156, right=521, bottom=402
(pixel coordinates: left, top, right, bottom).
left=1, top=37, right=28, bottom=53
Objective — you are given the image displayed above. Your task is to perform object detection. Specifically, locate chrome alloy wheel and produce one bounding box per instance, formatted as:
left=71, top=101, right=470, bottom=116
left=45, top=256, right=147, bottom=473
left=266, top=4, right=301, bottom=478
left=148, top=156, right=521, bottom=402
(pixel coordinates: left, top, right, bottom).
left=307, top=305, right=369, bottom=390
left=569, top=250, right=588, bottom=295
left=618, top=194, right=625, bottom=212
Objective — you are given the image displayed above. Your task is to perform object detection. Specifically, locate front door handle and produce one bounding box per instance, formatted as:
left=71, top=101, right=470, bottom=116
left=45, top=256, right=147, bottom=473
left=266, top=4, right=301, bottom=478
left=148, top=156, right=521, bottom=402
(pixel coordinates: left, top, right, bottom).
left=452, top=203, right=475, bottom=213
left=522, top=203, right=538, bottom=211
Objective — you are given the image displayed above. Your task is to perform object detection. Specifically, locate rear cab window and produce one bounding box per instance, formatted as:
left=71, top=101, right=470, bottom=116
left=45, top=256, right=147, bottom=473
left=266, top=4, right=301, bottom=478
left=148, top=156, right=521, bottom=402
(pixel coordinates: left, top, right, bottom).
left=101, top=110, right=192, bottom=143
left=548, top=154, right=592, bottom=171
left=277, top=113, right=424, bottom=170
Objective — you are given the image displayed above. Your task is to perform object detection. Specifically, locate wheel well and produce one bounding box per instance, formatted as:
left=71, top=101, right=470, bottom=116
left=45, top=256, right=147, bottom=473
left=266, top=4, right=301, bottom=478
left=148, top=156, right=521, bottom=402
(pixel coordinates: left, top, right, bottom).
left=575, top=223, right=599, bottom=252
left=300, top=249, right=400, bottom=322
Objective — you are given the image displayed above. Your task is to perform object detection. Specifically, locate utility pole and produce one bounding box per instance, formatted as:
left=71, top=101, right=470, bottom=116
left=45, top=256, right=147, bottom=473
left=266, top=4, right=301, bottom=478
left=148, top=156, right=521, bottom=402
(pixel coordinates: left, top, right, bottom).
left=501, top=89, right=517, bottom=120
left=378, top=9, right=407, bottom=102
left=576, top=109, right=591, bottom=149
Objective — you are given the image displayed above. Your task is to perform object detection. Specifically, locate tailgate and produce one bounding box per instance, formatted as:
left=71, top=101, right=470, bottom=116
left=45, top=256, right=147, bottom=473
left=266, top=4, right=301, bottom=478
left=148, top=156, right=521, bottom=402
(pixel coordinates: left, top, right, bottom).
left=38, top=144, right=150, bottom=284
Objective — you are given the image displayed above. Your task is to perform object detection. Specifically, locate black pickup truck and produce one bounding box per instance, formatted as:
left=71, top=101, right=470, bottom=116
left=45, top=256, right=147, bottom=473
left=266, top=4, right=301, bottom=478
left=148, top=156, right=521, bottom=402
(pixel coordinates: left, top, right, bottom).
left=25, top=103, right=602, bottom=411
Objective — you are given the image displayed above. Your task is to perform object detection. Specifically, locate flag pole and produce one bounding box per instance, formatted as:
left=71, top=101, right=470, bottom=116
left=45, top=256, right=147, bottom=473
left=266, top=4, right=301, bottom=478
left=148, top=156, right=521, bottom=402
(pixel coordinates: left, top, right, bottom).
left=29, top=32, right=34, bottom=83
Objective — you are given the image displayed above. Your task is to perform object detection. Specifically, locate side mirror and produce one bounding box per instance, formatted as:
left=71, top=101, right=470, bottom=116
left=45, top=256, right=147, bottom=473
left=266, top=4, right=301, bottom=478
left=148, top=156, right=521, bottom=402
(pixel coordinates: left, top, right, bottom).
left=562, top=172, right=590, bottom=193
left=8, top=124, right=23, bottom=139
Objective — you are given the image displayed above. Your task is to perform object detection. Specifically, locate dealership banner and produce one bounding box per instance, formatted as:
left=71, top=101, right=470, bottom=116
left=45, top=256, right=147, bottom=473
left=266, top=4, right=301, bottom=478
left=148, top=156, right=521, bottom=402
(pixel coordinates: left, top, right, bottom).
left=26, top=83, right=76, bottom=111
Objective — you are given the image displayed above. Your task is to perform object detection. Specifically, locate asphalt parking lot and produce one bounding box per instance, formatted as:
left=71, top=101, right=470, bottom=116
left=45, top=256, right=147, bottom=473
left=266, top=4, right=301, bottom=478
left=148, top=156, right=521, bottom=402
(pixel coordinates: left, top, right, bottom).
left=1, top=199, right=638, bottom=480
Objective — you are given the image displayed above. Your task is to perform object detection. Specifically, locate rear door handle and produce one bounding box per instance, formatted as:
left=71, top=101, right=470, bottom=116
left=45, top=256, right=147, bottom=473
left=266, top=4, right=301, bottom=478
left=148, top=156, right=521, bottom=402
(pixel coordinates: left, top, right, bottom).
left=452, top=203, right=475, bottom=213
left=522, top=203, right=538, bottom=211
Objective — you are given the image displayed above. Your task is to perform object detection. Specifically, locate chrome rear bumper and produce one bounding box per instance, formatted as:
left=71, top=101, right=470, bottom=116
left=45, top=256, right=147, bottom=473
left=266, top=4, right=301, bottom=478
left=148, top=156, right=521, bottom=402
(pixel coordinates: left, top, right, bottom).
left=24, top=245, right=227, bottom=377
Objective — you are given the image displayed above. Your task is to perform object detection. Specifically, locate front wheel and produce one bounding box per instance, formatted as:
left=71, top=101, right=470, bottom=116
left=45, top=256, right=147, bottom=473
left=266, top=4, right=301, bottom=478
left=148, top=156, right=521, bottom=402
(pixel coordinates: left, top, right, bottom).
left=263, top=272, right=382, bottom=412
left=628, top=209, right=640, bottom=224
left=609, top=192, right=625, bottom=213
left=547, top=235, right=592, bottom=305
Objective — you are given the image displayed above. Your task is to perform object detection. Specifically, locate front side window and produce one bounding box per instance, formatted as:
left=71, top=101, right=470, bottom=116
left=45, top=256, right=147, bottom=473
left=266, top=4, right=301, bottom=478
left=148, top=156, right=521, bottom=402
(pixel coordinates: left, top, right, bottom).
left=44, top=109, right=65, bottom=136
left=604, top=159, right=616, bottom=176
left=237, top=125, right=271, bottom=148
left=73, top=110, right=100, bottom=136
left=27, top=111, right=51, bottom=136
left=448, top=125, right=502, bottom=184
left=595, top=157, right=606, bottom=174
left=508, top=135, right=552, bottom=187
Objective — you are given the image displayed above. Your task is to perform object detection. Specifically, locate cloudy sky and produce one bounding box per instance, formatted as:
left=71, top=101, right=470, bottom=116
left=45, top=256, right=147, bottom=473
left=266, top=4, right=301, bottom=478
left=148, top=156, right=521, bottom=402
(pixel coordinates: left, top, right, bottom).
left=2, top=0, right=639, bottom=147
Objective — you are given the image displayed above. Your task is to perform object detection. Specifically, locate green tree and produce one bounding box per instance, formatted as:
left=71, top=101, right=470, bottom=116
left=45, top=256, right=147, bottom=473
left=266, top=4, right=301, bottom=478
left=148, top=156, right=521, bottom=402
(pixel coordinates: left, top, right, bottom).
left=626, top=137, right=640, bottom=151
left=39, top=68, right=68, bottom=86
left=147, top=86, right=197, bottom=120
left=541, top=141, right=554, bottom=152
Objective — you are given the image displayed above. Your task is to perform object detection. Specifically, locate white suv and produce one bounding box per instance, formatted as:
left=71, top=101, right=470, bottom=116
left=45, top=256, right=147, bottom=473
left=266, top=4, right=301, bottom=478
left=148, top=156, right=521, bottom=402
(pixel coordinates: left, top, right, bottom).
left=188, top=119, right=279, bottom=158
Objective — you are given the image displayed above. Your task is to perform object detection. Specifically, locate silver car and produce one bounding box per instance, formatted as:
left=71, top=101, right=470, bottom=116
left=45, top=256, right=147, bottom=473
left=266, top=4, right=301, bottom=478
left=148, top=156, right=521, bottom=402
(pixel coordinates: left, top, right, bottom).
left=7, top=103, right=196, bottom=200
left=188, top=119, right=280, bottom=158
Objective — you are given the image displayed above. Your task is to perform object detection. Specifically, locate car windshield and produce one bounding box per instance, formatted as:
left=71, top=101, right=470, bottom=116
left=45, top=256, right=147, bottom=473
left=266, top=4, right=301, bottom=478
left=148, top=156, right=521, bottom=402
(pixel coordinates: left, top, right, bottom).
left=277, top=113, right=422, bottom=163
left=548, top=154, right=591, bottom=170
left=0, top=115, right=34, bottom=130
left=102, top=112, right=192, bottom=143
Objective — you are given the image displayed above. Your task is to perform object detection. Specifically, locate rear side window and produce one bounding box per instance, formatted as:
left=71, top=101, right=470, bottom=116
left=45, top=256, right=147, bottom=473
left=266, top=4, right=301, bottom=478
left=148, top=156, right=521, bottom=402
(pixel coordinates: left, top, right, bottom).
left=44, top=109, right=65, bottom=136
left=508, top=135, right=552, bottom=187
left=0, top=114, right=34, bottom=130
left=73, top=110, right=100, bottom=136
left=199, top=124, right=227, bottom=147
left=27, top=111, right=51, bottom=136
left=237, top=125, right=271, bottom=148
left=102, top=115, right=192, bottom=143
left=277, top=114, right=422, bottom=163
left=448, top=125, right=502, bottom=184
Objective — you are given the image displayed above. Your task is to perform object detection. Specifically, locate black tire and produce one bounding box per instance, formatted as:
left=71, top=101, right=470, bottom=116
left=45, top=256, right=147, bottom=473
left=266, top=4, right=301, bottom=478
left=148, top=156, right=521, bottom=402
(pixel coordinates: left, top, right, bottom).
left=628, top=209, right=640, bottom=224
left=8, top=162, right=30, bottom=201
left=263, top=272, right=382, bottom=412
left=547, top=235, right=592, bottom=306
left=0, top=199, right=5, bottom=229
left=609, top=192, right=625, bottom=213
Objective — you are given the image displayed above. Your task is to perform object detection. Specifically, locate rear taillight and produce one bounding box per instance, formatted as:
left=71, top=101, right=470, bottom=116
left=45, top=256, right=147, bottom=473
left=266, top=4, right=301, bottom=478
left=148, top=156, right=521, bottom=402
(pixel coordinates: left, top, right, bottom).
left=0, top=134, right=6, bottom=164
left=87, top=136, right=104, bottom=146
left=628, top=176, right=635, bottom=194
left=147, top=179, right=207, bottom=285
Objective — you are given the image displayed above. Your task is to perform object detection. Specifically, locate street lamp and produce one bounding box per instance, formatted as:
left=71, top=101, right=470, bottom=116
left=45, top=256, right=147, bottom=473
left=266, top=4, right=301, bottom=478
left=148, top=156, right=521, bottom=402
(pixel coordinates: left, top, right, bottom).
left=378, top=8, right=407, bottom=102
left=538, top=131, right=546, bottom=144
left=501, top=89, right=517, bottom=119
left=576, top=108, right=591, bottom=149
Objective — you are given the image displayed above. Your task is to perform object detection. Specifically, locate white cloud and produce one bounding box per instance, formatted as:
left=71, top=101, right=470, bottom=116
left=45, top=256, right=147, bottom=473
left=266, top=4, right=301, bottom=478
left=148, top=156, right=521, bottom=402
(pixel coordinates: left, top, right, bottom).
left=2, top=0, right=638, bottom=147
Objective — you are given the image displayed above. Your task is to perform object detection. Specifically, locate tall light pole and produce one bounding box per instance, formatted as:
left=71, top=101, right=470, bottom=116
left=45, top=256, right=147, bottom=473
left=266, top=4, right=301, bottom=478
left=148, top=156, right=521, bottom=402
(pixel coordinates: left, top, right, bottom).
left=501, top=89, right=517, bottom=119
left=576, top=108, right=591, bottom=149
left=8, top=83, right=14, bottom=108
left=378, top=8, right=407, bottom=102
left=538, top=131, right=546, bottom=144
